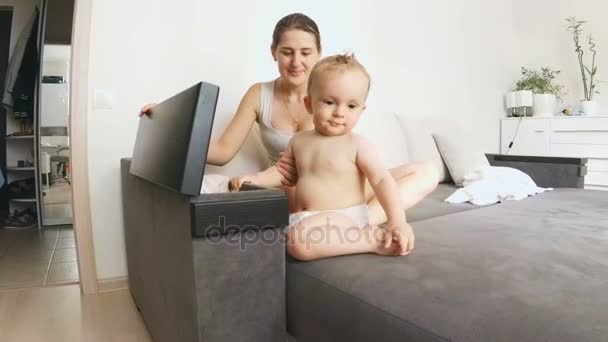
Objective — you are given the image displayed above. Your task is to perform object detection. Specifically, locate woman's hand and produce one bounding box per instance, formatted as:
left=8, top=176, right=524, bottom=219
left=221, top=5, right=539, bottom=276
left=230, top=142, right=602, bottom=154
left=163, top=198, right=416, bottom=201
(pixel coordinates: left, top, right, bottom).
left=229, top=174, right=257, bottom=192
left=277, top=152, right=298, bottom=186
left=138, top=103, right=157, bottom=117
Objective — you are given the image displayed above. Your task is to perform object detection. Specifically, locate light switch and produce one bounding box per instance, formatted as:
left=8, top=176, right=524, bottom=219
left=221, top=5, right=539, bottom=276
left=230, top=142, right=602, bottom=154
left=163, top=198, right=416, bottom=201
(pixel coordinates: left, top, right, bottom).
left=93, top=88, right=115, bottom=109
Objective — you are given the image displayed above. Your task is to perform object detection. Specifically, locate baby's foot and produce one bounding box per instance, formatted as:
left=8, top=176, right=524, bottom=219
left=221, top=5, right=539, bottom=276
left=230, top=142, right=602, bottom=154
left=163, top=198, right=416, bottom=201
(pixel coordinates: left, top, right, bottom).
left=374, top=240, right=401, bottom=256
left=366, top=226, right=400, bottom=256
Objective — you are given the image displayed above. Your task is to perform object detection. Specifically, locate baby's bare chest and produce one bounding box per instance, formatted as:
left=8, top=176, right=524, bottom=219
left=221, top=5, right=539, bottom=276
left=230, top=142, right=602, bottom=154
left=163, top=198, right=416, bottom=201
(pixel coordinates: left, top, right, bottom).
left=294, top=137, right=358, bottom=174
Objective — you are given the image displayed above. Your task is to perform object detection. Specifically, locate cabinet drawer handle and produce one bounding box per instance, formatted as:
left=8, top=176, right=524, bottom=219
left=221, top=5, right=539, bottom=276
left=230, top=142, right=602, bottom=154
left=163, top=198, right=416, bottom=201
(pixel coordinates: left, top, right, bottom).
left=534, top=129, right=545, bottom=133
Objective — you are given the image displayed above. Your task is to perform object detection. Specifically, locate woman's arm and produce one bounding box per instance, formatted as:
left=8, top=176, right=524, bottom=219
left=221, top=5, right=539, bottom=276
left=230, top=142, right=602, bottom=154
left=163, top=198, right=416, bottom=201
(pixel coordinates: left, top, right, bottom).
left=206, top=84, right=260, bottom=166
left=230, top=142, right=295, bottom=190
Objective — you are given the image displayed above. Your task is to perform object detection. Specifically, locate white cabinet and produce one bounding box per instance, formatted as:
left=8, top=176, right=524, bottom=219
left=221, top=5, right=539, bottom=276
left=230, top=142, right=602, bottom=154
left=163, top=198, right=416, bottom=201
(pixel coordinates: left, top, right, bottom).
left=501, top=117, right=608, bottom=191
left=500, top=118, right=551, bottom=156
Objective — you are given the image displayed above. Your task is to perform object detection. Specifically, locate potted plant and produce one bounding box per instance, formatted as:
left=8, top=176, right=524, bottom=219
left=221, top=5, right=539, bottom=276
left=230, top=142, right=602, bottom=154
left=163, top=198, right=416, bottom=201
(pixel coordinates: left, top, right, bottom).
left=566, top=17, right=602, bottom=115
left=514, top=67, right=565, bottom=117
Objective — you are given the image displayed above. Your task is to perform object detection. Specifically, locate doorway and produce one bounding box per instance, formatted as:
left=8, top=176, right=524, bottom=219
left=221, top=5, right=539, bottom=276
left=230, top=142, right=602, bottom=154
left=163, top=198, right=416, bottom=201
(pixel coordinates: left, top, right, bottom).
left=0, top=0, right=79, bottom=290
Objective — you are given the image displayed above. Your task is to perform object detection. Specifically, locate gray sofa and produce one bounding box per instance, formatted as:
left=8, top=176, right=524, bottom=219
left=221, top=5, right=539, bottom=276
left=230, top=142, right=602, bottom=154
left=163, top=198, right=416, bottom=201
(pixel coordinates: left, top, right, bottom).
left=287, top=158, right=608, bottom=342
left=121, top=115, right=607, bottom=341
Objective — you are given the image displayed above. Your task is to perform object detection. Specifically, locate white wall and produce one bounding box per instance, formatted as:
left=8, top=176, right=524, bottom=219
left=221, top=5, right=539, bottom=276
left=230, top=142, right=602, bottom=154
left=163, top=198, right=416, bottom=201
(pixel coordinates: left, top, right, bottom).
left=365, top=0, right=519, bottom=152
left=87, top=0, right=149, bottom=279
left=0, top=0, right=39, bottom=59
left=87, top=0, right=382, bottom=279
left=513, top=0, right=608, bottom=114
left=86, top=0, right=519, bottom=279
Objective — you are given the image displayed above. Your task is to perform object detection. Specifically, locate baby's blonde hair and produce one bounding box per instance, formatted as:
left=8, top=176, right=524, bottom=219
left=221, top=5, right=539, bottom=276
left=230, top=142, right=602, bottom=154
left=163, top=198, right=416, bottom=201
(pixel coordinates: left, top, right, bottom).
left=307, top=52, right=371, bottom=96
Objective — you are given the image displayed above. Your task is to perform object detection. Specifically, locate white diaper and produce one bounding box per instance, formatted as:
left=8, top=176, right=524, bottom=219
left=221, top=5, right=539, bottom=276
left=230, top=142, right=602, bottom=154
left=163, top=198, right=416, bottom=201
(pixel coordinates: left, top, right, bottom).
left=289, top=204, right=370, bottom=228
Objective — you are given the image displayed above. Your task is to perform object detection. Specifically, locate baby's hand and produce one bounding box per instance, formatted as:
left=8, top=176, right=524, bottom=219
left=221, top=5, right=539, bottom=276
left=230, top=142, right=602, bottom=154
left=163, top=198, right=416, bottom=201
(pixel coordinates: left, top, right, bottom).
left=384, top=221, right=415, bottom=256
left=229, top=174, right=257, bottom=192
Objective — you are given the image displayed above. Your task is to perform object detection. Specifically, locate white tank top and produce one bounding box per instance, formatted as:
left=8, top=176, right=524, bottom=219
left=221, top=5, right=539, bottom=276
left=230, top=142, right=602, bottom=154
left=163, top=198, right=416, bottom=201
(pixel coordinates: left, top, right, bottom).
left=258, top=80, right=294, bottom=163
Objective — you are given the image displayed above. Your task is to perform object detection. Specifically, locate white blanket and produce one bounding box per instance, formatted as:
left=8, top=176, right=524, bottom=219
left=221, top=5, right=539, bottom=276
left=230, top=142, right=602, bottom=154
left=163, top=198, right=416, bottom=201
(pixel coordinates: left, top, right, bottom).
left=444, top=166, right=552, bottom=205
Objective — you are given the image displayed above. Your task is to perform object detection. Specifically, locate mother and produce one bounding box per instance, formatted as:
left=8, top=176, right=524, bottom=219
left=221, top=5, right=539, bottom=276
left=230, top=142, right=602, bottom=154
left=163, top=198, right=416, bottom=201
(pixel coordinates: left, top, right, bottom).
left=140, top=13, right=439, bottom=225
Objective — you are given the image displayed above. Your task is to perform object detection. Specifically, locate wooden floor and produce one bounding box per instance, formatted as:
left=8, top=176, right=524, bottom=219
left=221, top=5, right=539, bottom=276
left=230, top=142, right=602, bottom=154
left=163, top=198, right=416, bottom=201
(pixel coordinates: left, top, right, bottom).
left=0, top=284, right=151, bottom=342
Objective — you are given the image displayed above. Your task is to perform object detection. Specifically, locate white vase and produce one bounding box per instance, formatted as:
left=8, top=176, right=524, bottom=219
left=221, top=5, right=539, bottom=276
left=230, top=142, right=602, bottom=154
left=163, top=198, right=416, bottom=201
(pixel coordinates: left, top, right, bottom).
left=532, top=94, right=556, bottom=117
left=581, top=101, right=598, bottom=116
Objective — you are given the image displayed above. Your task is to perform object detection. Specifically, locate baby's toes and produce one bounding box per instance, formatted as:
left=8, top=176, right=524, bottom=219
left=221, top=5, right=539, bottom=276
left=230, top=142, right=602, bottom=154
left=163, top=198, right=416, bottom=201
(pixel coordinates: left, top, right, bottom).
left=374, top=241, right=400, bottom=256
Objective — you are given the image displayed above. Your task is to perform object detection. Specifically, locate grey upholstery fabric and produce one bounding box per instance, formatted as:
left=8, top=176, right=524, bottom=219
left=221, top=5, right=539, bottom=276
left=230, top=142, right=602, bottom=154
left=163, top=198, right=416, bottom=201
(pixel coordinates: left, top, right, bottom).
left=287, top=189, right=608, bottom=342
left=193, top=231, right=286, bottom=341
left=406, top=184, right=478, bottom=222
left=121, top=159, right=199, bottom=342
left=122, top=159, right=288, bottom=342
left=406, top=153, right=587, bottom=223
left=191, top=188, right=289, bottom=237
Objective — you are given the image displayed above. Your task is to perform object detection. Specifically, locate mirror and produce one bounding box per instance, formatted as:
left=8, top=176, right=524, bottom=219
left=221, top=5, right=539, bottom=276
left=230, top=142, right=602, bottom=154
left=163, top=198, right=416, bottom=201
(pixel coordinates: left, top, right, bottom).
left=39, top=43, right=72, bottom=226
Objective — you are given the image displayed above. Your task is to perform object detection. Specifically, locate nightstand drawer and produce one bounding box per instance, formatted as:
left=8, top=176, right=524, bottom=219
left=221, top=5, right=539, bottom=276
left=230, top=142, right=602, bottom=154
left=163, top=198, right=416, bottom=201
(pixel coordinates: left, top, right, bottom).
left=584, top=159, right=608, bottom=190
left=585, top=184, right=608, bottom=191
left=551, top=117, right=608, bottom=131
left=588, top=159, right=608, bottom=172
left=585, top=170, right=608, bottom=187
left=551, top=118, right=608, bottom=145
left=501, top=117, right=608, bottom=164
left=501, top=119, right=550, bottom=155
left=551, top=130, right=608, bottom=145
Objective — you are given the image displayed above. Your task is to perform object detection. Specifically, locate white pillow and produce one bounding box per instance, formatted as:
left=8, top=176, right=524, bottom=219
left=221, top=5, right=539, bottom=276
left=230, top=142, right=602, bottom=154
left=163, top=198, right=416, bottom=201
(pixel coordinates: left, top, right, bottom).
left=396, top=116, right=452, bottom=183
left=432, top=133, right=490, bottom=186
left=353, top=112, right=409, bottom=169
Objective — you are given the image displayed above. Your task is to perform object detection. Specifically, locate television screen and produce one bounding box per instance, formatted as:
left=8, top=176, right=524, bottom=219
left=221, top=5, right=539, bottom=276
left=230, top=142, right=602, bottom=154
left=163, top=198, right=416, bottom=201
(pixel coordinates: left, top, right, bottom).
left=130, top=81, right=219, bottom=196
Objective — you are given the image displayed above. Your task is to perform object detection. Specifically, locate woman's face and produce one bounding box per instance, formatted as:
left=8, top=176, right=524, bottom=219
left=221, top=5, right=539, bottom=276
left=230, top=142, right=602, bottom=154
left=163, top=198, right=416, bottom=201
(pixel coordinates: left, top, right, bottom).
left=273, top=29, right=321, bottom=87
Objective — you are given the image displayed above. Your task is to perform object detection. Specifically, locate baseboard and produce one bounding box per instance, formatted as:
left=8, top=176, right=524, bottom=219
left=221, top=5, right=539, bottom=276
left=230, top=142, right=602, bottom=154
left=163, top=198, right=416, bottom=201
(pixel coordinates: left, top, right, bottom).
left=98, top=277, right=128, bottom=293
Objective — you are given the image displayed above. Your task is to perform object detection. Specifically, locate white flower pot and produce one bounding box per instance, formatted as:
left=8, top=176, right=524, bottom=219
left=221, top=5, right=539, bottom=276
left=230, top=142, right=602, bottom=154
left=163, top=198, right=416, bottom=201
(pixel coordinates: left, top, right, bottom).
left=532, top=94, right=556, bottom=117
left=581, top=100, right=598, bottom=116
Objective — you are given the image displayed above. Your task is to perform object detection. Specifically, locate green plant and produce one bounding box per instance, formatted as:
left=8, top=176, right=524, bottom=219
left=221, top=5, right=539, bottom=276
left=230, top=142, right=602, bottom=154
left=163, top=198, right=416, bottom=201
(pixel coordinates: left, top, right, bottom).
left=566, top=17, right=601, bottom=101
left=514, top=67, right=565, bottom=100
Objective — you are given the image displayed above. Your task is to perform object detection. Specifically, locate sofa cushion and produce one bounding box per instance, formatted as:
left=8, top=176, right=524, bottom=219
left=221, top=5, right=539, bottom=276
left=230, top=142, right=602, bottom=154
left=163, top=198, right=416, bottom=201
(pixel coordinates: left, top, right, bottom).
left=432, top=132, right=490, bottom=186
left=354, top=112, right=409, bottom=169
left=396, top=116, right=453, bottom=183
left=287, top=189, right=608, bottom=342
left=207, top=112, right=410, bottom=177
left=406, top=183, right=478, bottom=222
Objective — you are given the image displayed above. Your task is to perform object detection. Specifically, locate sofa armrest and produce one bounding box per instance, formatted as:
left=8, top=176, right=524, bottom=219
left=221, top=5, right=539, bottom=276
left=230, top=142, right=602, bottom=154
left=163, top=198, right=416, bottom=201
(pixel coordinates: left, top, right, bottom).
left=191, top=186, right=289, bottom=237
left=485, top=154, right=588, bottom=188
left=121, top=158, right=287, bottom=341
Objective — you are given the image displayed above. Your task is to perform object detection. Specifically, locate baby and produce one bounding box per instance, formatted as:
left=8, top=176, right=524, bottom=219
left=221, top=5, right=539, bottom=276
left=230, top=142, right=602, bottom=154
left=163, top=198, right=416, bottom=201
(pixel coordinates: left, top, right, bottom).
left=232, top=54, right=414, bottom=260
